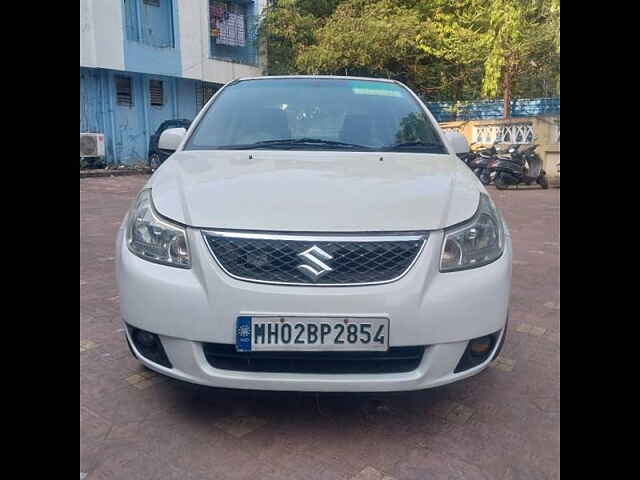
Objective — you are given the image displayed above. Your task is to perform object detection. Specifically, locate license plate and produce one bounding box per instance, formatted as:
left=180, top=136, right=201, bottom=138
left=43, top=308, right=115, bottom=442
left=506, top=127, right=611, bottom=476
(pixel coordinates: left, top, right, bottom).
left=236, top=316, right=389, bottom=352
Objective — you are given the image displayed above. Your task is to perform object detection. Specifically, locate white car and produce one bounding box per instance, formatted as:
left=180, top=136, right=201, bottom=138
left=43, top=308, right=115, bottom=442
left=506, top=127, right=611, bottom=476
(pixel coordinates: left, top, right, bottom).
left=116, top=76, right=512, bottom=392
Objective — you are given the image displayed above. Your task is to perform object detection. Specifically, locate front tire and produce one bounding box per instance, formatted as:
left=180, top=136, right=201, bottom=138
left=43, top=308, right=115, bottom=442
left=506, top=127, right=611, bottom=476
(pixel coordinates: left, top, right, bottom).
left=479, top=170, right=492, bottom=185
left=148, top=153, right=162, bottom=170
left=537, top=175, right=549, bottom=189
left=495, top=175, right=509, bottom=190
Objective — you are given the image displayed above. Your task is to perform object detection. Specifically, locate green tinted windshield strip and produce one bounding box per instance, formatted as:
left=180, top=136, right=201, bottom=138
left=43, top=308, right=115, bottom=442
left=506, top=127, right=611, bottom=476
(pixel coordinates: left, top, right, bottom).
left=350, top=81, right=404, bottom=97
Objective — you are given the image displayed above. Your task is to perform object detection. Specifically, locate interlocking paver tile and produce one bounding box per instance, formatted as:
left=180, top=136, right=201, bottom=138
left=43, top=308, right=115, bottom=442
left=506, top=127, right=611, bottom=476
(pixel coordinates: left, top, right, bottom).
left=212, top=415, right=269, bottom=438
left=546, top=331, right=560, bottom=344
left=517, top=323, right=546, bottom=337
left=126, top=374, right=143, bottom=385
left=80, top=340, right=97, bottom=352
left=81, top=178, right=559, bottom=479
left=529, top=326, right=547, bottom=337
left=446, top=403, right=475, bottom=425
left=490, top=356, right=516, bottom=372
left=133, top=376, right=167, bottom=390
left=516, top=323, right=532, bottom=333
left=543, top=301, right=560, bottom=310
left=350, top=466, right=395, bottom=480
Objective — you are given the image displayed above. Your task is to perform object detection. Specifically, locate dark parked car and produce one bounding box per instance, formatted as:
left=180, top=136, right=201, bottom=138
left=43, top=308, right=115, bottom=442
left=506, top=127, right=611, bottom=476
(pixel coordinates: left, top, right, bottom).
left=148, top=119, right=191, bottom=169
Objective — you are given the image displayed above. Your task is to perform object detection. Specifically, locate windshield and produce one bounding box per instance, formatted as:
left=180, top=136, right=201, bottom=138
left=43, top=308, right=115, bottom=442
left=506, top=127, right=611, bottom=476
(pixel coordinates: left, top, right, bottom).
left=185, top=78, right=447, bottom=153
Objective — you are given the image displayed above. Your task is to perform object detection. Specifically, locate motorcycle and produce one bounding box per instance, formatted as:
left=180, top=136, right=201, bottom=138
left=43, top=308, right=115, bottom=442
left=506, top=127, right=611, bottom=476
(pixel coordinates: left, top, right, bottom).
left=468, top=142, right=500, bottom=185
left=491, top=144, right=549, bottom=190
left=485, top=144, right=520, bottom=185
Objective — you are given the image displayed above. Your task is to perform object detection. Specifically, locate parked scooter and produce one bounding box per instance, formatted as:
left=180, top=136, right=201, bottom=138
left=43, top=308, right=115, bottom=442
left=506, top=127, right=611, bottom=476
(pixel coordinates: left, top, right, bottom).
left=491, top=144, right=549, bottom=189
left=485, top=143, right=520, bottom=185
left=468, top=142, right=499, bottom=185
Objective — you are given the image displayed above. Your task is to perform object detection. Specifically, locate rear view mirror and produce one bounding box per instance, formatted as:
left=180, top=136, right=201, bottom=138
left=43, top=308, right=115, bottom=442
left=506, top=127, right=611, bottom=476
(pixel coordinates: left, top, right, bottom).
left=443, top=131, right=469, bottom=154
left=158, top=128, right=186, bottom=151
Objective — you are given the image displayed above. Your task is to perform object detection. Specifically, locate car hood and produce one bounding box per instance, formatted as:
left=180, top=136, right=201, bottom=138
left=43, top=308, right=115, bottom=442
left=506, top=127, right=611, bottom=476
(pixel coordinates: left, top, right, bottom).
left=148, top=150, right=481, bottom=232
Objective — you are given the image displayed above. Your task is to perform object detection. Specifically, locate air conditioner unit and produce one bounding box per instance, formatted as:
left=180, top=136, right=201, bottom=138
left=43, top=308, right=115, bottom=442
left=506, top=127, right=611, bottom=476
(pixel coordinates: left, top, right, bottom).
left=80, top=133, right=105, bottom=158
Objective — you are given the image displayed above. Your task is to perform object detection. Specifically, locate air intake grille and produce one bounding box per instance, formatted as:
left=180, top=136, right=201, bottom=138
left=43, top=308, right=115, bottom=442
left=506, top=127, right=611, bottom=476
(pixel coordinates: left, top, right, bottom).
left=202, top=343, right=426, bottom=374
left=202, top=231, right=427, bottom=285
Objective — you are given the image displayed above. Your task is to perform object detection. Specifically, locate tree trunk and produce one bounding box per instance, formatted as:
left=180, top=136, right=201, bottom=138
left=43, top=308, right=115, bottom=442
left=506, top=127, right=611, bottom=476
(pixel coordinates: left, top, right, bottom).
left=503, top=69, right=512, bottom=120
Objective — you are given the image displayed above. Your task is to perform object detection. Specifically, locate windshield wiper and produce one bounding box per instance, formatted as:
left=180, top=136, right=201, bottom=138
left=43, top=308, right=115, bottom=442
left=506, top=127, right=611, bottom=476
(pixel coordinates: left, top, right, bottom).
left=222, top=138, right=372, bottom=150
left=382, top=141, right=445, bottom=152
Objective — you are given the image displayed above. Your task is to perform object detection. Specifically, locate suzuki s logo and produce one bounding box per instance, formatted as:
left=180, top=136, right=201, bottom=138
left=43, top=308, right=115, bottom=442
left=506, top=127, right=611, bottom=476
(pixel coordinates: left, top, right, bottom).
left=296, top=245, right=333, bottom=281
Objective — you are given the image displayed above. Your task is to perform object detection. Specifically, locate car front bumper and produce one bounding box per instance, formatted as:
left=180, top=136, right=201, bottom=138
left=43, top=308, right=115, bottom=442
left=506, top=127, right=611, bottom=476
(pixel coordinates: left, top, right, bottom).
left=116, top=226, right=512, bottom=392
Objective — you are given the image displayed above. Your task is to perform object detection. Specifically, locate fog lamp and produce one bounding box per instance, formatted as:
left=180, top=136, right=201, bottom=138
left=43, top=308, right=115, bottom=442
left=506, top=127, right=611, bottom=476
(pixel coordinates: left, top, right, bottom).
left=469, top=336, right=492, bottom=357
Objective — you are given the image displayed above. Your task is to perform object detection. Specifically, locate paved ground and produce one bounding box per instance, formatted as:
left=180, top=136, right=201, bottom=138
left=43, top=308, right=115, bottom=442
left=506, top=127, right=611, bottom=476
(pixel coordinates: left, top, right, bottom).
left=80, top=176, right=559, bottom=480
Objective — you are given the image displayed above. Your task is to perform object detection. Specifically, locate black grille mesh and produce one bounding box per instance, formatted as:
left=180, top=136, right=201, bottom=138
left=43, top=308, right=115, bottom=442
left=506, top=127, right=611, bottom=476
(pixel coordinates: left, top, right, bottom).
left=203, top=233, right=426, bottom=285
left=203, top=343, right=426, bottom=374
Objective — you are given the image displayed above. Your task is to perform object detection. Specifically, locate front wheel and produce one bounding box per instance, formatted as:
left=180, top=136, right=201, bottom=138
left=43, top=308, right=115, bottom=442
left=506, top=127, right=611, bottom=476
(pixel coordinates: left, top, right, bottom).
left=479, top=170, right=492, bottom=185
left=495, top=175, right=509, bottom=190
left=537, top=175, right=549, bottom=189
left=148, top=153, right=162, bottom=170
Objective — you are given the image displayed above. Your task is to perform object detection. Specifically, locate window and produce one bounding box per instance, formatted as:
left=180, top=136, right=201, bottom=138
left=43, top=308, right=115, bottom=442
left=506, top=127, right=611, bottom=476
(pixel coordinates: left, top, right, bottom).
left=124, top=0, right=140, bottom=42
left=209, top=0, right=258, bottom=65
left=116, top=76, right=133, bottom=106
left=186, top=78, right=446, bottom=153
left=127, top=0, right=174, bottom=48
left=150, top=80, right=164, bottom=106
left=196, top=82, right=220, bottom=110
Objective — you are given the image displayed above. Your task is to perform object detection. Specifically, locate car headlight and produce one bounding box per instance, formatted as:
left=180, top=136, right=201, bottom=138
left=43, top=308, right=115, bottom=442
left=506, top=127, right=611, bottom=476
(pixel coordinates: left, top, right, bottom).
left=125, top=189, right=191, bottom=268
left=440, top=193, right=505, bottom=272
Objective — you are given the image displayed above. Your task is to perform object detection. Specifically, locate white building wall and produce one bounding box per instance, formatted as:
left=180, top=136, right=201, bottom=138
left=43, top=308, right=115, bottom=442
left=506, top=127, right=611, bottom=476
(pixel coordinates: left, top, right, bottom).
left=80, top=0, right=125, bottom=71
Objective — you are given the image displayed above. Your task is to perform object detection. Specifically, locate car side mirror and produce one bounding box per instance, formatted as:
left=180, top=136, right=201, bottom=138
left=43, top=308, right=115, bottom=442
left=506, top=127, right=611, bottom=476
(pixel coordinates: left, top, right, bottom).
left=444, top=131, right=469, bottom=154
left=158, top=128, right=186, bottom=151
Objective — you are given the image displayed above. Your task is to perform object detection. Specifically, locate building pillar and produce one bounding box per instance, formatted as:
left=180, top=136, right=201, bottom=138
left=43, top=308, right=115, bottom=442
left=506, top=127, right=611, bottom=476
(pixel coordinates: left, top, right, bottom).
left=141, top=74, right=151, bottom=161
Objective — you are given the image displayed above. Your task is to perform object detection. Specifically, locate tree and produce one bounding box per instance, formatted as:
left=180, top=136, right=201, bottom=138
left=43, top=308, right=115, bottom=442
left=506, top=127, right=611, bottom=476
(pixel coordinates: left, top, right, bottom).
left=414, top=0, right=491, bottom=101
left=481, top=0, right=560, bottom=118
left=258, top=0, right=344, bottom=75
left=259, top=0, right=560, bottom=109
left=295, top=1, right=423, bottom=79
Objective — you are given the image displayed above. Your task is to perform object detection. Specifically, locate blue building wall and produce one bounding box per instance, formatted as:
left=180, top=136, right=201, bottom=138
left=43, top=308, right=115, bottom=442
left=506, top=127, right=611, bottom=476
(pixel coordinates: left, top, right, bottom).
left=176, top=78, right=200, bottom=118
left=80, top=1, right=224, bottom=165
left=123, top=0, right=182, bottom=77
left=81, top=0, right=266, bottom=165
left=80, top=66, right=220, bottom=165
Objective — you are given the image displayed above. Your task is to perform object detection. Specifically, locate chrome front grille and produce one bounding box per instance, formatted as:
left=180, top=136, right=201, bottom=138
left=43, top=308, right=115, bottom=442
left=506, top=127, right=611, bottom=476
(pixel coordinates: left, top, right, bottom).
left=202, top=231, right=427, bottom=286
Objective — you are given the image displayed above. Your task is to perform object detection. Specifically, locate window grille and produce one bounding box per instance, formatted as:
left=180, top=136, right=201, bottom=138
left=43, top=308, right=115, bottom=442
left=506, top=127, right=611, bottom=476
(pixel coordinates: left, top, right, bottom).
left=116, top=76, right=133, bottom=107
left=149, top=80, right=164, bottom=106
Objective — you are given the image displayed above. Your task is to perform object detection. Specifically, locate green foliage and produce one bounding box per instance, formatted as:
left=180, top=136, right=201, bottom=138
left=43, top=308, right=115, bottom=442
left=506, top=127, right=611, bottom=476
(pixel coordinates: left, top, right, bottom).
left=259, top=0, right=560, bottom=104
left=258, top=0, right=344, bottom=75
